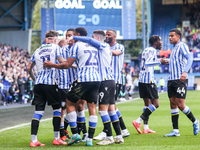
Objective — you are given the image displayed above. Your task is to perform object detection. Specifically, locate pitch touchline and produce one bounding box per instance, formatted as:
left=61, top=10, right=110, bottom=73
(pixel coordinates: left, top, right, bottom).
left=0, top=95, right=156, bottom=133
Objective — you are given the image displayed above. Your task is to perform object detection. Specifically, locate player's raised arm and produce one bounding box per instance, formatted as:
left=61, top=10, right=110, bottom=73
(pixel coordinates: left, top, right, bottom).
left=73, top=36, right=101, bottom=49
left=43, top=57, right=76, bottom=69
left=145, top=50, right=160, bottom=67
left=111, top=49, right=122, bottom=56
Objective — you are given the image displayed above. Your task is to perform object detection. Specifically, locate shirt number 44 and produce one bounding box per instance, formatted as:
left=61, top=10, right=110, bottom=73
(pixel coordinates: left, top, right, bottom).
left=177, top=87, right=185, bottom=95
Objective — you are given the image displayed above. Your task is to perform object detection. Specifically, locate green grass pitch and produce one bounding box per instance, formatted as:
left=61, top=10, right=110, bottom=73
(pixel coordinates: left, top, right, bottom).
left=0, top=91, right=200, bottom=150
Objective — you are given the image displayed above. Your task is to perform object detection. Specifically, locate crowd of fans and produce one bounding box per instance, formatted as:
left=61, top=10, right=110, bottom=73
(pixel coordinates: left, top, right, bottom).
left=0, top=42, right=34, bottom=106
left=185, top=1, right=200, bottom=29
left=182, top=2, right=200, bottom=57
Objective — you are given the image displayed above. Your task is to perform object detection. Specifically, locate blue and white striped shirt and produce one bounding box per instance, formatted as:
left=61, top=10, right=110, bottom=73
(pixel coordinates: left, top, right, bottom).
left=139, top=47, right=160, bottom=83
left=72, top=36, right=114, bottom=81
left=70, top=41, right=100, bottom=82
left=111, top=43, right=124, bottom=84
left=98, top=42, right=114, bottom=81
left=168, top=42, right=191, bottom=80
left=56, top=46, right=69, bottom=89
left=65, top=45, right=77, bottom=84
left=30, top=44, right=60, bottom=85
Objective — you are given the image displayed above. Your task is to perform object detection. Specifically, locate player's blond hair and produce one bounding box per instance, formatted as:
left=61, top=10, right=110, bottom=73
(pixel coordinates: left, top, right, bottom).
left=45, top=30, right=59, bottom=38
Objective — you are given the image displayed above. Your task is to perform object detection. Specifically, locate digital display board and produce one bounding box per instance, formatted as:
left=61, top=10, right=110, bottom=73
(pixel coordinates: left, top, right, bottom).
left=54, top=0, right=137, bottom=40
left=41, top=8, right=55, bottom=40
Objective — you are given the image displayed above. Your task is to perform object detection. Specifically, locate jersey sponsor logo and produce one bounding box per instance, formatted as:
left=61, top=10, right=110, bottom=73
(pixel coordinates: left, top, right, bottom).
left=105, top=87, right=108, bottom=91
left=39, top=48, right=52, bottom=55
left=149, top=52, right=153, bottom=57
left=39, top=44, right=52, bottom=49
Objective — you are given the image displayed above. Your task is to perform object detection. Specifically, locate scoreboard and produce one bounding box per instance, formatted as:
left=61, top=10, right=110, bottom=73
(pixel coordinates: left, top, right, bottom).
left=54, top=0, right=136, bottom=40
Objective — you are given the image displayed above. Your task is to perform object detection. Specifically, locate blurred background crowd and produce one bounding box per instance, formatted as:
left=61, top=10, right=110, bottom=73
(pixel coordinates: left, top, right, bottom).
left=0, top=42, right=34, bottom=106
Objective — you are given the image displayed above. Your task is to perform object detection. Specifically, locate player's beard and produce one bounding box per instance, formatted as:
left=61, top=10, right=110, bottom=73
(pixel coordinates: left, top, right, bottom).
left=69, top=40, right=75, bottom=47
left=106, top=37, right=113, bottom=44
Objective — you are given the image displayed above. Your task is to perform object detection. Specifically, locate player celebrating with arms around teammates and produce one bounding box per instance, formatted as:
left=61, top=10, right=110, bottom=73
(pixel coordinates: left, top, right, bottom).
left=164, top=28, right=199, bottom=137
left=73, top=30, right=124, bottom=145
left=59, top=28, right=88, bottom=142
left=27, top=30, right=67, bottom=147
left=94, top=29, right=130, bottom=140
left=132, top=35, right=168, bottom=134
left=44, top=27, right=101, bottom=146
left=57, top=36, right=73, bottom=141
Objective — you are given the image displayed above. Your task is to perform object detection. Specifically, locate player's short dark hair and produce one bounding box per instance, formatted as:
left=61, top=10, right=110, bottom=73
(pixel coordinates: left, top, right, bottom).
left=149, top=35, right=161, bottom=46
left=67, top=28, right=75, bottom=32
left=93, top=30, right=106, bottom=37
left=75, top=27, right=87, bottom=36
left=93, top=30, right=106, bottom=41
left=107, top=29, right=116, bottom=36
left=45, top=30, right=59, bottom=38
left=170, top=28, right=181, bottom=38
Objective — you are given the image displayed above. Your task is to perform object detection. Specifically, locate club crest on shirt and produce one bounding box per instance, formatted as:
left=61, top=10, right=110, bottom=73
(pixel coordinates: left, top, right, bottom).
left=149, top=52, right=153, bottom=57
left=61, top=102, right=65, bottom=107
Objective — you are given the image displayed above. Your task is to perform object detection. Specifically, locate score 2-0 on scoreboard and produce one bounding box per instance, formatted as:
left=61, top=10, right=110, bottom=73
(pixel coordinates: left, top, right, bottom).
left=55, top=0, right=137, bottom=40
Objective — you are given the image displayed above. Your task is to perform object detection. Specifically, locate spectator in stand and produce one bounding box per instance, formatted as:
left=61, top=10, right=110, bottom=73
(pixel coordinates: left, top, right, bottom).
left=194, top=65, right=199, bottom=72
left=164, top=50, right=168, bottom=58
left=154, top=65, right=160, bottom=73
left=23, top=71, right=29, bottom=95
left=134, top=65, right=140, bottom=75
left=167, top=49, right=171, bottom=57
left=160, top=49, right=164, bottom=58
left=130, top=66, right=134, bottom=77
left=125, top=63, right=131, bottom=73
left=17, top=74, right=25, bottom=104
left=126, top=71, right=133, bottom=100
left=0, top=79, right=4, bottom=103
left=164, top=66, right=169, bottom=73
left=9, top=83, right=19, bottom=103
left=119, top=68, right=126, bottom=101
left=0, top=42, right=32, bottom=105
left=133, top=77, right=139, bottom=91
left=159, top=78, right=165, bottom=93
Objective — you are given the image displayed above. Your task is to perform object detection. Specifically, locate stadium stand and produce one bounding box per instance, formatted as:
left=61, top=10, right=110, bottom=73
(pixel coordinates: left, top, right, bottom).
left=0, top=42, right=34, bottom=106
left=151, top=5, right=182, bottom=50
